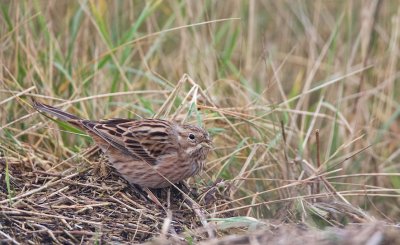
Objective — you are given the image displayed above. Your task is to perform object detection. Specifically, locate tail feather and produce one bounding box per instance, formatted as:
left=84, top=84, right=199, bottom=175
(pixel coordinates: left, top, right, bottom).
left=32, top=99, right=83, bottom=123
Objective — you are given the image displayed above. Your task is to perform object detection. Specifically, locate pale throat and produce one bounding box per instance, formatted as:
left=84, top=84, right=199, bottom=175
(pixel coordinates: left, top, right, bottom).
left=184, top=143, right=203, bottom=155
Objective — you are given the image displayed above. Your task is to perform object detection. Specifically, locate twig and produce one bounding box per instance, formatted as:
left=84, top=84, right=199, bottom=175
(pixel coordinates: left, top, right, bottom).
left=0, top=229, right=20, bottom=245
left=1, top=207, right=102, bottom=226
left=31, top=224, right=60, bottom=244
left=0, top=172, right=80, bottom=204
left=315, top=129, right=321, bottom=197
left=0, top=86, right=36, bottom=106
left=281, top=120, right=290, bottom=179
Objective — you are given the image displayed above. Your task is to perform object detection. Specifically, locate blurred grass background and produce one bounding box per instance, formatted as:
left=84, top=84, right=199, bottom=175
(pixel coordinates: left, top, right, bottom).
left=1, top=0, right=400, bottom=226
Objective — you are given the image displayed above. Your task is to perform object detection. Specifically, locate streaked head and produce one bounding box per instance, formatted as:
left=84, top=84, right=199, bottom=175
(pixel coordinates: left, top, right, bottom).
left=177, top=124, right=213, bottom=157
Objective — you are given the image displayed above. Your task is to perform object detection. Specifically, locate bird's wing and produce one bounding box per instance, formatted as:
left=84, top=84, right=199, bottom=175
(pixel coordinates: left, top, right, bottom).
left=84, top=119, right=177, bottom=165
left=81, top=119, right=136, bottom=157
left=122, top=119, right=178, bottom=165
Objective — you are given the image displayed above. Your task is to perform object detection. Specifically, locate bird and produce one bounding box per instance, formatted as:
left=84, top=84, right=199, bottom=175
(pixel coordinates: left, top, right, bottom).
left=32, top=100, right=213, bottom=189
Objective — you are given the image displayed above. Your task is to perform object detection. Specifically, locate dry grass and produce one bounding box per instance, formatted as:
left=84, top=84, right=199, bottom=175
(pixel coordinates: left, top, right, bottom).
left=196, top=222, right=400, bottom=245
left=1, top=0, right=400, bottom=244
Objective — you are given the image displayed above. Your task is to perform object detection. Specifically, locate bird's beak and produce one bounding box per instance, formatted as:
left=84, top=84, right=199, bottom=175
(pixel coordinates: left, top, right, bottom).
left=201, top=140, right=214, bottom=149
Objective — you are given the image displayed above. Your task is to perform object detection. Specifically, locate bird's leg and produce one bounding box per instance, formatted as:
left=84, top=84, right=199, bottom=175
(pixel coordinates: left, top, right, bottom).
left=128, top=184, right=167, bottom=210
left=127, top=183, right=150, bottom=201
left=143, top=187, right=165, bottom=210
left=172, top=181, right=200, bottom=200
left=166, top=187, right=171, bottom=210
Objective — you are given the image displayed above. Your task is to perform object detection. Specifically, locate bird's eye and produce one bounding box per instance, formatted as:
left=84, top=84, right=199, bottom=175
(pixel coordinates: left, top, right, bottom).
left=188, top=133, right=195, bottom=140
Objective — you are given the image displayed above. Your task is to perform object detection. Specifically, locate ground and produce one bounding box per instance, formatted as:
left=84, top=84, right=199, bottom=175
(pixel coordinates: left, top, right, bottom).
left=1, top=1, right=400, bottom=244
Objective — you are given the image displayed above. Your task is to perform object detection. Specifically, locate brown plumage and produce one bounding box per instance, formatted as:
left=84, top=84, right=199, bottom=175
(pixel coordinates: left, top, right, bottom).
left=32, top=100, right=212, bottom=188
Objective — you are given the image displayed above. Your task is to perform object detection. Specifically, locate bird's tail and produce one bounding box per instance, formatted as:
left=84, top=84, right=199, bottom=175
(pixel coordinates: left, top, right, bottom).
left=32, top=99, right=83, bottom=127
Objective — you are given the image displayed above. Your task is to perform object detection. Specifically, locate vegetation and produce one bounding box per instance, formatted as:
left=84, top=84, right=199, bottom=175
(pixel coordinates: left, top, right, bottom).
left=1, top=1, right=399, bottom=244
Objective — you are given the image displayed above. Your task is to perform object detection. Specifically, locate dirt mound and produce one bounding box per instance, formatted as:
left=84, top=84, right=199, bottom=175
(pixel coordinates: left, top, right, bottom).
left=0, top=156, right=232, bottom=244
